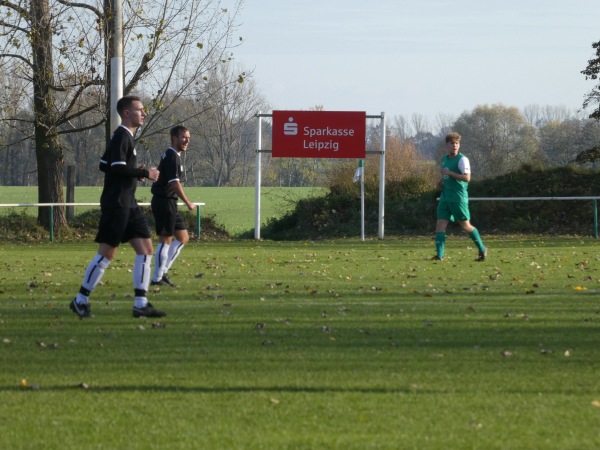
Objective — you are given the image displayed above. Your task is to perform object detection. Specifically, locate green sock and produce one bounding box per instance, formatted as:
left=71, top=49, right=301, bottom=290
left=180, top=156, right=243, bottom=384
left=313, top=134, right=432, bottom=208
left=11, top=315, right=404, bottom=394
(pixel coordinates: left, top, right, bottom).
left=468, top=228, right=485, bottom=252
left=435, top=231, right=446, bottom=258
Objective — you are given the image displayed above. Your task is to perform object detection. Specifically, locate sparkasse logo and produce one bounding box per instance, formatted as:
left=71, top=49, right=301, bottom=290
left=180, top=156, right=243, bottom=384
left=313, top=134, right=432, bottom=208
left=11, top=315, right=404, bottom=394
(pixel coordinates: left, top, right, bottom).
left=283, top=117, right=298, bottom=136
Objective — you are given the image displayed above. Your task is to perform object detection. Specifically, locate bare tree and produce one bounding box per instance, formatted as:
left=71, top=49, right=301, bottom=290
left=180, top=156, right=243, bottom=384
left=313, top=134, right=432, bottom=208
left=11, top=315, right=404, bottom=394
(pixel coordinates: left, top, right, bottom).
left=194, top=62, right=267, bottom=186
left=0, top=0, right=244, bottom=228
left=434, top=113, right=455, bottom=137
left=411, top=113, right=429, bottom=136
left=390, top=115, right=411, bottom=142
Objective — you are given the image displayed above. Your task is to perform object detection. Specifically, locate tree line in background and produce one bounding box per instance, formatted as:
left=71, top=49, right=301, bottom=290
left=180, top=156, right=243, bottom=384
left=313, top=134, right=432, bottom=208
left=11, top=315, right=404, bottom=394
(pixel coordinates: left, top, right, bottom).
left=0, top=0, right=599, bottom=232
left=2, top=100, right=600, bottom=188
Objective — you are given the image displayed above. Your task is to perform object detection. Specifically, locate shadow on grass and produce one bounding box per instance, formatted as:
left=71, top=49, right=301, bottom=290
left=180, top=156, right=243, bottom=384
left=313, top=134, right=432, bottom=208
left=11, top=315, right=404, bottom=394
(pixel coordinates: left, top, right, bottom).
left=2, top=385, right=418, bottom=394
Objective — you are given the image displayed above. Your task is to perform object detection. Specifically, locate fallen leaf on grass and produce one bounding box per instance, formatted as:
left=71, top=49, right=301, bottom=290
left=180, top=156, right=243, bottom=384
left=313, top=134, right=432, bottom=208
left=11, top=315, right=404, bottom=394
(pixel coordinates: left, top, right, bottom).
left=592, top=400, right=600, bottom=408
left=470, top=422, right=483, bottom=430
left=573, top=286, right=587, bottom=291
left=489, top=271, right=501, bottom=281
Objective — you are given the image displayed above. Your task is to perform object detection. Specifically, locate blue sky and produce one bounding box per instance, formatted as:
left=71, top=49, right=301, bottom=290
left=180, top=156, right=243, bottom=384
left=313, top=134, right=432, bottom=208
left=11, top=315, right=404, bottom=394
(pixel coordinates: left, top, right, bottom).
left=232, top=1, right=600, bottom=124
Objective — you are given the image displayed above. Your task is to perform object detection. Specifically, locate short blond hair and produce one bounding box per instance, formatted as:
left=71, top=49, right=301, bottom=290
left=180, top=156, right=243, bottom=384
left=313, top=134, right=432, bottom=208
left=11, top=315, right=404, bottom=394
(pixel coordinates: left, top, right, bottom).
left=445, top=132, right=461, bottom=143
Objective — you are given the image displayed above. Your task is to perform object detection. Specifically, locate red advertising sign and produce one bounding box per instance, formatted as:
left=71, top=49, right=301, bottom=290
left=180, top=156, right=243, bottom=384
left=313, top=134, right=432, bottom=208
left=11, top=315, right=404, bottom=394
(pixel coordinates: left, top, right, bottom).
left=272, top=110, right=366, bottom=158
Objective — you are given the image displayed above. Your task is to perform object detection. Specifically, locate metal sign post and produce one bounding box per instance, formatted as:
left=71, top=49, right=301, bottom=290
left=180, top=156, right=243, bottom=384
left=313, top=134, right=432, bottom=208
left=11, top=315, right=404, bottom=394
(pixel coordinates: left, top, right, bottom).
left=254, top=111, right=386, bottom=240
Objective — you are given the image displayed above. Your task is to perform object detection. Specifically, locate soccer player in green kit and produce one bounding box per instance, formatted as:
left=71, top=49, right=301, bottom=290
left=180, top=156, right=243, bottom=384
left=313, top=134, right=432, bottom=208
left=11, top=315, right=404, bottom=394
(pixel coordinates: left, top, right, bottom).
left=433, top=132, right=487, bottom=261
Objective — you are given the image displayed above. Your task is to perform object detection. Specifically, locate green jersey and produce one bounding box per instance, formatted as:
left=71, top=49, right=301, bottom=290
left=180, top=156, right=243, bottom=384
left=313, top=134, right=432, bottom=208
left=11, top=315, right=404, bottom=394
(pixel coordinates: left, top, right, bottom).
left=440, top=152, right=470, bottom=203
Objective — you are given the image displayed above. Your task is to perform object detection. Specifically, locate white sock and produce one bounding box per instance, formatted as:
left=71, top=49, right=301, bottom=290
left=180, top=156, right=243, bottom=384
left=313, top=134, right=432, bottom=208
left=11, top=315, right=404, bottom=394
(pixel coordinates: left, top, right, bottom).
left=134, top=296, right=148, bottom=308
left=165, top=239, right=184, bottom=272
left=133, top=254, right=151, bottom=308
left=152, top=242, right=170, bottom=282
left=77, top=254, right=111, bottom=304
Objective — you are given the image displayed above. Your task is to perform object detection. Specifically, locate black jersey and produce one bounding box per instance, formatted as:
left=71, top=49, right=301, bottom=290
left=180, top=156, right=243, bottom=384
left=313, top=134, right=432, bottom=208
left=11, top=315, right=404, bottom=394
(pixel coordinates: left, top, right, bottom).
left=151, top=148, right=182, bottom=199
left=100, top=126, right=142, bottom=209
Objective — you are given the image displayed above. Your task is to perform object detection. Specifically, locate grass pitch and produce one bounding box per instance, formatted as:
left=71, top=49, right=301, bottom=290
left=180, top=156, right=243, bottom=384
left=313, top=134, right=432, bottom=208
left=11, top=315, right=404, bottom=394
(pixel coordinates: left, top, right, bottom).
left=1, top=236, right=600, bottom=449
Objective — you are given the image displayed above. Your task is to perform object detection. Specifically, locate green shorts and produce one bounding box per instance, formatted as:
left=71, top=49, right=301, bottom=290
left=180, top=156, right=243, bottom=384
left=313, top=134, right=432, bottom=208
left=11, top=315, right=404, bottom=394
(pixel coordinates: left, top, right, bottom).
left=437, top=200, right=470, bottom=222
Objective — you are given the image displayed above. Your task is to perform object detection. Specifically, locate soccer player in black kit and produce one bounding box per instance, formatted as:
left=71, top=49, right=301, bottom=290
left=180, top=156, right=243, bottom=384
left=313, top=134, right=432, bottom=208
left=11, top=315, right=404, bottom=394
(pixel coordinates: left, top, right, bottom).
left=70, top=96, right=167, bottom=319
left=150, top=125, right=195, bottom=287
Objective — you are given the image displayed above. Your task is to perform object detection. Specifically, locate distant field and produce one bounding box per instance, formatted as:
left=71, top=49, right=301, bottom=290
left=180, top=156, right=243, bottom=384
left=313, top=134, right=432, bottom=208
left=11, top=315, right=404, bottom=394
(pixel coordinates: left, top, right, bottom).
left=0, top=186, right=326, bottom=237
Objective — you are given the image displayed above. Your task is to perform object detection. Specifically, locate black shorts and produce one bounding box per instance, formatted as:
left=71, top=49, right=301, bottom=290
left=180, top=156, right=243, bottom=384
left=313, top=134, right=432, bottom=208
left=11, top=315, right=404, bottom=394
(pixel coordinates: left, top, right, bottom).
left=151, top=196, right=187, bottom=236
left=95, top=206, right=151, bottom=247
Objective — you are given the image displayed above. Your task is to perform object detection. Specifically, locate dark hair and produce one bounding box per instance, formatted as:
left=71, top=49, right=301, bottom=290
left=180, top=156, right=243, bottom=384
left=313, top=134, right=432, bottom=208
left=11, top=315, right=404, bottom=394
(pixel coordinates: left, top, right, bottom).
left=116, top=96, right=142, bottom=117
left=170, top=125, right=189, bottom=138
left=445, top=132, right=461, bottom=143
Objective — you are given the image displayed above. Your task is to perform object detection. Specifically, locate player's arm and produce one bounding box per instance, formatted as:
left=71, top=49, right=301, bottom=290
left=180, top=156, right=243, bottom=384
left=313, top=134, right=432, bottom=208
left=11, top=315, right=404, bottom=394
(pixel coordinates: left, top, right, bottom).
left=441, top=157, right=471, bottom=182
left=111, top=163, right=151, bottom=180
left=441, top=170, right=470, bottom=182
left=169, top=180, right=195, bottom=211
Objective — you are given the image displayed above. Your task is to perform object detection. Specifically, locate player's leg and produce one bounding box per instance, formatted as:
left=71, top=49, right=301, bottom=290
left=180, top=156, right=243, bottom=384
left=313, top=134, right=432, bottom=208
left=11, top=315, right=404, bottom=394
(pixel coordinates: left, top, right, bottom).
left=127, top=207, right=166, bottom=318
left=151, top=198, right=177, bottom=286
left=434, top=201, right=451, bottom=260
left=151, top=235, right=173, bottom=285
left=162, top=212, right=189, bottom=286
left=70, top=209, right=125, bottom=318
left=164, top=229, right=188, bottom=272
left=456, top=209, right=486, bottom=260
left=151, top=196, right=173, bottom=285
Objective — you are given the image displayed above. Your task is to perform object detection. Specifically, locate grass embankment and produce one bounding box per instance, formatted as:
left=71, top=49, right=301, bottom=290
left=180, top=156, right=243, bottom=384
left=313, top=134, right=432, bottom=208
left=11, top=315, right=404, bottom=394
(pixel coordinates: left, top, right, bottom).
left=1, top=237, right=600, bottom=448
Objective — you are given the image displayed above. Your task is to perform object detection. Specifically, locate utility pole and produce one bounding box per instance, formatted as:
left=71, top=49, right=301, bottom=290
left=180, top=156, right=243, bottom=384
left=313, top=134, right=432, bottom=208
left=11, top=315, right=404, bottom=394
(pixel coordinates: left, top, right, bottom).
left=110, top=0, right=124, bottom=132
